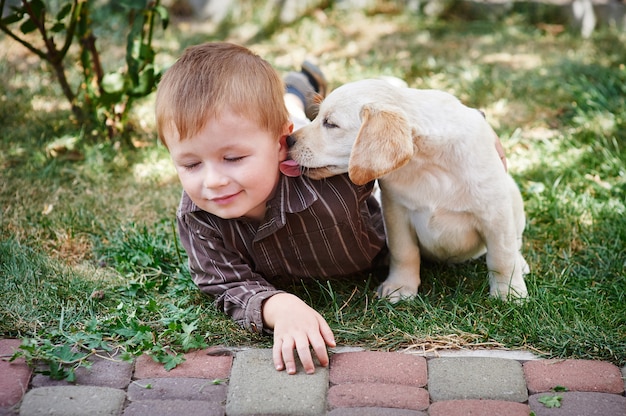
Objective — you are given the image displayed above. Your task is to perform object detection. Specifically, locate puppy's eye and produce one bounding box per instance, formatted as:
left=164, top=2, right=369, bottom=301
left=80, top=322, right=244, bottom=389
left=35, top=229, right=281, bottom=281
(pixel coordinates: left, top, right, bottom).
left=323, top=117, right=339, bottom=129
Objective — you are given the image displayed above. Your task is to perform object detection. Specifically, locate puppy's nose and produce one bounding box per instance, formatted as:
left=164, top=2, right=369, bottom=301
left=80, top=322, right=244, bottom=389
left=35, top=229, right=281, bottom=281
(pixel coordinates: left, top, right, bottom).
left=286, top=135, right=296, bottom=148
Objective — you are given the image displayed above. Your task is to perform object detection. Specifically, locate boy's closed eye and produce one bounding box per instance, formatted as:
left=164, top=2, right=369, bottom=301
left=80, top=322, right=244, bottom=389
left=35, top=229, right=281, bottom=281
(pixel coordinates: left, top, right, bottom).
left=224, top=155, right=246, bottom=162
left=182, top=161, right=201, bottom=170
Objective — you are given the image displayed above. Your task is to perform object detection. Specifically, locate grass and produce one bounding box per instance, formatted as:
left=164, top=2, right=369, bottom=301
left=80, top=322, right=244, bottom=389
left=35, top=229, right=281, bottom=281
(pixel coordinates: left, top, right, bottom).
left=1, top=4, right=625, bottom=377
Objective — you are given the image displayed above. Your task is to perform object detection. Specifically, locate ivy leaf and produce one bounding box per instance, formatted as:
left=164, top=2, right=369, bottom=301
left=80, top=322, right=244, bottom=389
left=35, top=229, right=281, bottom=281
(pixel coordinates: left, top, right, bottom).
left=161, top=353, right=185, bottom=371
left=538, top=394, right=562, bottom=408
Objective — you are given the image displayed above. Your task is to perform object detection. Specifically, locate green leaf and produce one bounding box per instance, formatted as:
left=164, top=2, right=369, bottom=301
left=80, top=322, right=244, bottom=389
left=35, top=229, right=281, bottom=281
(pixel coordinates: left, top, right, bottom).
left=53, top=344, right=86, bottom=363
left=552, top=385, right=569, bottom=392
left=101, top=72, right=125, bottom=94
left=538, top=394, right=562, bottom=408
left=19, top=18, right=37, bottom=34
left=1, top=12, right=24, bottom=25
left=162, top=353, right=185, bottom=371
left=55, top=3, right=72, bottom=21
left=50, top=22, right=66, bottom=33
left=154, top=5, right=169, bottom=30
left=28, top=0, right=46, bottom=17
left=138, top=43, right=154, bottom=62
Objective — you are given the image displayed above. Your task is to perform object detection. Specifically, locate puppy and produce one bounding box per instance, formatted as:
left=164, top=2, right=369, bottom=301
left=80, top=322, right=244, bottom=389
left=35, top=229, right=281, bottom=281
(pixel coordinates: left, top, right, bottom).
left=288, top=79, right=529, bottom=302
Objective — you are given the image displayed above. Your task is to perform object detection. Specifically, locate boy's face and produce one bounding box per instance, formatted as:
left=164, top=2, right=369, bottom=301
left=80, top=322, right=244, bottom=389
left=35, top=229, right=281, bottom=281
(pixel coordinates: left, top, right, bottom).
left=166, top=110, right=290, bottom=221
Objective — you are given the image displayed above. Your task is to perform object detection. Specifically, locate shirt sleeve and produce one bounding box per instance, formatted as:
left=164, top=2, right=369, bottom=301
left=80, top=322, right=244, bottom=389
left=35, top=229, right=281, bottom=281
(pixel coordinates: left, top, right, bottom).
left=177, top=212, right=284, bottom=334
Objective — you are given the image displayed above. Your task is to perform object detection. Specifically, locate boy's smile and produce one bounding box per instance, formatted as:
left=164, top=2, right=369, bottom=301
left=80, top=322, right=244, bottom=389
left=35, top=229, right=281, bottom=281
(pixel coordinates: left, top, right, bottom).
left=166, top=110, right=290, bottom=222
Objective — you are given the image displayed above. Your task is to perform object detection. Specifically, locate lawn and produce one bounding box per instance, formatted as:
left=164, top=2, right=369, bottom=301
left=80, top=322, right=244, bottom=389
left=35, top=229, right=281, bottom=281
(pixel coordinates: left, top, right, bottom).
left=1, top=3, right=624, bottom=377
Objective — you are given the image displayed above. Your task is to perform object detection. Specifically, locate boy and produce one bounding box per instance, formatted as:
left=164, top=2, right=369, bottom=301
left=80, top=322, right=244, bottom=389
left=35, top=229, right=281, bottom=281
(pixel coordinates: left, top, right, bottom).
left=155, top=42, right=387, bottom=375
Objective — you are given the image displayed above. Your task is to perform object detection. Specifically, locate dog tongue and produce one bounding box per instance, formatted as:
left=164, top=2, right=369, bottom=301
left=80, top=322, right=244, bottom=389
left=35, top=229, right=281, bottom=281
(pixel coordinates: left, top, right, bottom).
left=280, top=159, right=301, bottom=177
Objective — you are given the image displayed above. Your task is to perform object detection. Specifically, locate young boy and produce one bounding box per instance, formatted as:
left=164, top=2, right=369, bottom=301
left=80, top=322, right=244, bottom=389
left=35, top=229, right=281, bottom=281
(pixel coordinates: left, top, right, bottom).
left=155, top=42, right=387, bottom=375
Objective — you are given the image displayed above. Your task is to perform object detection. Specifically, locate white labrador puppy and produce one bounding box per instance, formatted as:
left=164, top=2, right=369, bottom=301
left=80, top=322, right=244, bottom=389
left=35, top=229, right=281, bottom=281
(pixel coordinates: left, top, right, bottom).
left=287, top=79, right=529, bottom=302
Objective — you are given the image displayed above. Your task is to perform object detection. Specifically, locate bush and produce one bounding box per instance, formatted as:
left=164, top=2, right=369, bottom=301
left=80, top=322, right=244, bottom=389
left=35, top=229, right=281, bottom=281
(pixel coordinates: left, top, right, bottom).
left=0, top=0, right=169, bottom=143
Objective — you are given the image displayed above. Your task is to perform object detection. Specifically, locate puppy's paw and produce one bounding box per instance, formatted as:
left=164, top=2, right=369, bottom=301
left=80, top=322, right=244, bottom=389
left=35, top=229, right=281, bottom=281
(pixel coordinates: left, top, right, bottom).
left=520, top=255, right=530, bottom=275
left=490, top=282, right=529, bottom=301
left=376, top=282, right=418, bottom=303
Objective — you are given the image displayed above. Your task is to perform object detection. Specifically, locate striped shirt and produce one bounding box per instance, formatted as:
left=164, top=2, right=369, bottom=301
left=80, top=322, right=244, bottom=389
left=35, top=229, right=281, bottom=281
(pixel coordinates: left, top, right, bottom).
left=177, top=173, right=386, bottom=333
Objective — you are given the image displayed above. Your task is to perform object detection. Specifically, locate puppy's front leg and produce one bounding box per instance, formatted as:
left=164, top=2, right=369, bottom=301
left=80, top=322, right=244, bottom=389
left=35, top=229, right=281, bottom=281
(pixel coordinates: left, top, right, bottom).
left=483, top=223, right=529, bottom=300
left=377, top=189, right=422, bottom=303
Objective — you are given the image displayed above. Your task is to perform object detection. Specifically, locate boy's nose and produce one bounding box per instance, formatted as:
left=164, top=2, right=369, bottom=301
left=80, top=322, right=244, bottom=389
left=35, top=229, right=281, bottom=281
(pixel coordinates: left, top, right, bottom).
left=203, top=166, right=228, bottom=188
left=286, top=135, right=296, bottom=148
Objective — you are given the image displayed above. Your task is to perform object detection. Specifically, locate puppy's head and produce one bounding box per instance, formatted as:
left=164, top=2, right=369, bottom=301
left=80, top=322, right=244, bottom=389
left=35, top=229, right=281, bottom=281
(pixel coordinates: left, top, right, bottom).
left=288, top=79, right=415, bottom=185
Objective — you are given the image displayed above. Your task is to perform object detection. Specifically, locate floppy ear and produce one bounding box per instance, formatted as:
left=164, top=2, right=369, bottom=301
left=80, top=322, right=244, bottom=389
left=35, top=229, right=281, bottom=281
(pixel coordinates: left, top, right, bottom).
left=348, top=103, right=414, bottom=185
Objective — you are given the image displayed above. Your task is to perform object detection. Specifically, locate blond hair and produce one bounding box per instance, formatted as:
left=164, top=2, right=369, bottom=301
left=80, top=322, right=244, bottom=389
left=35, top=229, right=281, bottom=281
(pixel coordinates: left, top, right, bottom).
left=155, top=42, right=289, bottom=146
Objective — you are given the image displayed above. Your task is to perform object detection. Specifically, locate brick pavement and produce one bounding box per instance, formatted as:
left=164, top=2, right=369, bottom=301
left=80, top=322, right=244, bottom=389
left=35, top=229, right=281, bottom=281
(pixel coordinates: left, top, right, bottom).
left=1, top=338, right=625, bottom=415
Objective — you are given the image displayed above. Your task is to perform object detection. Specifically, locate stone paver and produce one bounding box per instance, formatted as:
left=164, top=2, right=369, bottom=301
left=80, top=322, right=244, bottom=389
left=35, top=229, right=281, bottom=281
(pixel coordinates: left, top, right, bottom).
left=528, top=391, right=626, bottom=416
left=226, top=348, right=328, bottom=416
left=328, top=382, right=429, bottom=410
left=133, top=348, right=232, bottom=380
left=19, top=386, right=126, bottom=416
left=3, top=338, right=625, bottom=416
left=126, top=377, right=227, bottom=402
left=328, top=408, right=426, bottom=415
left=31, top=353, right=133, bottom=389
left=524, top=359, right=625, bottom=394
left=0, top=339, right=32, bottom=412
left=122, top=400, right=224, bottom=416
left=427, top=357, right=528, bottom=402
left=428, top=399, right=531, bottom=416
left=329, top=351, right=427, bottom=386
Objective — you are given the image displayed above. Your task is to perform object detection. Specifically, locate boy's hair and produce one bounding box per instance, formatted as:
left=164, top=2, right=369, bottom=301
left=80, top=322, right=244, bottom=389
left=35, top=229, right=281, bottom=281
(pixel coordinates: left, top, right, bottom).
left=155, top=42, right=290, bottom=145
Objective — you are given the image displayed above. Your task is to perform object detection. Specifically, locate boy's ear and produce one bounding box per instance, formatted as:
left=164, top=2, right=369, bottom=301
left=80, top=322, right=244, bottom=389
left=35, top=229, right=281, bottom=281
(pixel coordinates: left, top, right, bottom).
left=279, top=122, right=294, bottom=158
left=348, top=104, right=414, bottom=185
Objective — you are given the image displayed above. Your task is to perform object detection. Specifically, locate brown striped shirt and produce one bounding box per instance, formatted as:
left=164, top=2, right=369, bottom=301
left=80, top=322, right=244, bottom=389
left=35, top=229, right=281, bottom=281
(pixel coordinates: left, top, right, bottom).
left=177, top=173, right=386, bottom=333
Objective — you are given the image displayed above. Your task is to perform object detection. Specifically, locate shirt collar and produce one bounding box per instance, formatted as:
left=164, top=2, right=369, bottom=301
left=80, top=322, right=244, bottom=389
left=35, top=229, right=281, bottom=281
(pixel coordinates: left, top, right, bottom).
left=256, top=174, right=319, bottom=239
left=177, top=174, right=319, bottom=233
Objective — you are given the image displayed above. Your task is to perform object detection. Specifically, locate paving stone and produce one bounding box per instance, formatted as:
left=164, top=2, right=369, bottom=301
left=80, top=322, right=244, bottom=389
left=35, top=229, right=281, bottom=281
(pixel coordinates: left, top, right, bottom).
left=427, top=357, right=528, bottom=402
left=528, top=391, right=626, bottom=416
left=226, top=349, right=327, bottom=416
left=328, top=382, right=429, bottom=411
left=0, top=339, right=32, bottom=408
left=19, top=386, right=125, bottom=416
left=622, top=365, right=626, bottom=392
left=433, top=349, right=539, bottom=361
left=329, top=351, right=427, bottom=386
left=133, top=348, right=232, bottom=380
left=126, top=377, right=227, bottom=402
left=122, top=400, right=224, bottom=416
left=31, top=353, right=133, bottom=389
left=524, top=359, right=624, bottom=394
left=327, top=407, right=427, bottom=416
left=429, top=399, right=531, bottom=416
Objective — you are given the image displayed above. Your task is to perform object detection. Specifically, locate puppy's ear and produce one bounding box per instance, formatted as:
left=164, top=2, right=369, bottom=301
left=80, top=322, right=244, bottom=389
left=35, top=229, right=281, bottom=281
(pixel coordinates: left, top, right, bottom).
left=348, top=103, right=414, bottom=185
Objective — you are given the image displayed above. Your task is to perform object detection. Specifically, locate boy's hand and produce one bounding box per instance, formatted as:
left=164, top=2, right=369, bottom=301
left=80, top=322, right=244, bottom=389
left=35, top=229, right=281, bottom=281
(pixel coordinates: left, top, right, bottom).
left=262, top=293, right=336, bottom=375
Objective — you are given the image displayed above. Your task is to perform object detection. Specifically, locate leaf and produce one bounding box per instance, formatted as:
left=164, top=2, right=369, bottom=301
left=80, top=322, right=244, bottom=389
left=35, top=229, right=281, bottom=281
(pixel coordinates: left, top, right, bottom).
left=162, top=353, right=185, bottom=371
left=53, top=344, right=86, bottom=363
left=28, top=0, right=46, bottom=18
left=538, top=394, right=562, bottom=408
left=154, top=5, right=169, bottom=30
left=1, top=12, right=24, bottom=25
left=552, top=385, right=569, bottom=392
left=101, top=72, right=125, bottom=94
left=19, top=18, right=37, bottom=34
left=50, top=22, right=66, bottom=33
left=55, top=3, right=72, bottom=21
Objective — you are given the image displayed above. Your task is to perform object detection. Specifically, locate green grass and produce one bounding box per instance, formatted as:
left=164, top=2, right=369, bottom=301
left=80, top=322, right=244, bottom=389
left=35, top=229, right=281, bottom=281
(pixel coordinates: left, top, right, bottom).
left=1, top=5, right=625, bottom=377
